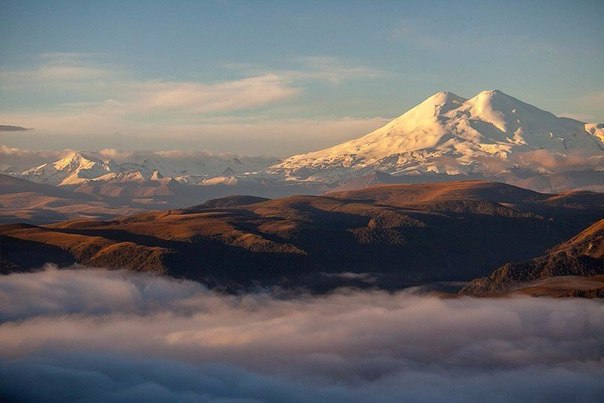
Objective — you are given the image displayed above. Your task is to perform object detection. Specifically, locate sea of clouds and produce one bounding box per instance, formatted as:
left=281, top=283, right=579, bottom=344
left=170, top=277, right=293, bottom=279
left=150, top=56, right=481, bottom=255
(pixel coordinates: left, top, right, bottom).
left=1, top=266, right=603, bottom=402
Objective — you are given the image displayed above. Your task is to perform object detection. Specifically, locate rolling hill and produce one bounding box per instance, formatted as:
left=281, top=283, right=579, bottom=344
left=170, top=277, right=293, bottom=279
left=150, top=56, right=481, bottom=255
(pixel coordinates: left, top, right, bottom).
left=2, top=181, right=602, bottom=290
left=0, top=174, right=141, bottom=223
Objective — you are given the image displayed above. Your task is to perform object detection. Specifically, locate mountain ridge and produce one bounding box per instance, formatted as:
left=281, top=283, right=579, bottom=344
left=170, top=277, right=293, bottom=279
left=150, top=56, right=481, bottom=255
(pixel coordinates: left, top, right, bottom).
left=2, top=180, right=602, bottom=290
left=4, top=90, right=603, bottom=196
left=15, top=151, right=277, bottom=186
left=272, top=90, right=604, bottom=182
left=0, top=174, right=142, bottom=223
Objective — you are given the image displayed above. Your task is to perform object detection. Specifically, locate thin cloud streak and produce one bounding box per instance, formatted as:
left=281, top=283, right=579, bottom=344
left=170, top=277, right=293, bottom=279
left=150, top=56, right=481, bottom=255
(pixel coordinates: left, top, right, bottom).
left=285, top=56, right=385, bottom=84
left=132, top=74, right=299, bottom=114
left=0, top=125, right=31, bottom=132
left=0, top=63, right=299, bottom=116
left=224, top=56, right=386, bottom=84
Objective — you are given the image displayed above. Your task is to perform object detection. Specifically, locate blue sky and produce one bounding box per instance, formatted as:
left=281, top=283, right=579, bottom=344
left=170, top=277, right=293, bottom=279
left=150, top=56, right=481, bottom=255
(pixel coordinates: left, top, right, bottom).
left=1, top=0, right=603, bottom=156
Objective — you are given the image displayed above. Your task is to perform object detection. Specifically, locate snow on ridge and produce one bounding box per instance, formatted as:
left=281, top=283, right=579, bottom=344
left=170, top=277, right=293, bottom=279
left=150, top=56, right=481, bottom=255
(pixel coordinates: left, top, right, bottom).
left=13, top=150, right=276, bottom=186
left=271, top=89, right=604, bottom=182
left=22, top=151, right=116, bottom=186
left=6, top=90, right=603, bottom=187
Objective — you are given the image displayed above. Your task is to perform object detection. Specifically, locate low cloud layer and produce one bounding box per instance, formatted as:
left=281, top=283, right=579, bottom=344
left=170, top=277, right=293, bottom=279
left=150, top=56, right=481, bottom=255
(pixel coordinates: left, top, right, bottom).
left=1, top=266, right=603, bottom=402
left=0, top=145, right=63, bottom=171
left=509, top=149, right=604, bottom=172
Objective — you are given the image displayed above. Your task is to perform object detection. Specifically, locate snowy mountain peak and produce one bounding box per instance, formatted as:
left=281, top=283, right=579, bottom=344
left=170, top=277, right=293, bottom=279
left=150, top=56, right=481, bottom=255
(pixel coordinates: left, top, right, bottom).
left=397, top=91, right=466, bottom=124
left=272, top=90, right=604, bottom=182
left=20, top=151, right=113, bottom=185
left=461, top=90, right=546, bottom=133
left=150, top=170, right=164, bottom=181
left=53, top=152, right=104, bottom=171
left=477, top=89, right=505, bottom=97
left=419, top=91, right=467, bottom=115
left=470, top=89, right=515, bottom=112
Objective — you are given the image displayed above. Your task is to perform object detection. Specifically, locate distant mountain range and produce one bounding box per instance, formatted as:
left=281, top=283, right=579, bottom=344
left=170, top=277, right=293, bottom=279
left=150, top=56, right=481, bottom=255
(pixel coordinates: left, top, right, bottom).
left=0, top=172, right=327, bottom=224
left=12, top=151, right=276, bottom=186
left=4, top=90, right=602, bottom=197
left=0, top=174, right=141, bottom=223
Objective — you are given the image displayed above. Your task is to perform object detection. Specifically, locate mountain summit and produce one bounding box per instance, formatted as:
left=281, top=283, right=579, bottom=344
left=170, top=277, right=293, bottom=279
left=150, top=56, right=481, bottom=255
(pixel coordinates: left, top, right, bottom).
left=272, top=90, right=604, bottom=182
left=22, top=152, right=115, bottom=185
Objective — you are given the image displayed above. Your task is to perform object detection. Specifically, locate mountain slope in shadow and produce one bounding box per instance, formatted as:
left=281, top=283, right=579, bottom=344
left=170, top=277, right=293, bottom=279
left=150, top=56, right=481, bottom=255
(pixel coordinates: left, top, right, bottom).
left=1, top=181, right=602, bottom=291
left=460, top=219, right=604, bottom=297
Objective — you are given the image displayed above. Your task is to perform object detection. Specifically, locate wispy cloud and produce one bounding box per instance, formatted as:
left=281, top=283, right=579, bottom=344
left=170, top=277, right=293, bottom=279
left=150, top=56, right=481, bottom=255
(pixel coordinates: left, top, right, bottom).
left=0, top=54, right=389, bottom=153
left=390, top=18, right=445, bottom=51
left=0, top=145, right=63, bottom=170
left=0, top=55, right=298, bottom=115
left=390, top=18, right=567, bottom=58
left=0, top=53, right=111, bottom=87
left=225, top=55, right=385, bottom=84
left=289, top=56, right=384, bottom=83
left=132, top=74, right=298, bottom=114
left=1, top=54, right=382, bottom=115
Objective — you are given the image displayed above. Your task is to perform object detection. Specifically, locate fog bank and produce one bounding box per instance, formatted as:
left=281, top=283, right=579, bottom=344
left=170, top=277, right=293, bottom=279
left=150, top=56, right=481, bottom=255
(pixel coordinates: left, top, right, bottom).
left=1, top=267, right=603, bottom=402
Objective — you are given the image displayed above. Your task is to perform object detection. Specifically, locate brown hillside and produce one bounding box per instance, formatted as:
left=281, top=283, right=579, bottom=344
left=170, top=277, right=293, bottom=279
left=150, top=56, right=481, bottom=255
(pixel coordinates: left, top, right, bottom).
left=460, top=219, right=604, bottom=297
left=2, top=181, right=602, bottom=291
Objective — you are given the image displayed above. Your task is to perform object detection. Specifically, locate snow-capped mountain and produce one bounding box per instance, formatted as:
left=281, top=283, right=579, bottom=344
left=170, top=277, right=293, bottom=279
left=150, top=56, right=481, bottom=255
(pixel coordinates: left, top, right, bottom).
left=272, top=90, right=604, bottom=182
left=22, top=152, right=118, bottom=185
left=7, top=90, right=603, bottom=192
left=15, top=151, right=277, bottom=186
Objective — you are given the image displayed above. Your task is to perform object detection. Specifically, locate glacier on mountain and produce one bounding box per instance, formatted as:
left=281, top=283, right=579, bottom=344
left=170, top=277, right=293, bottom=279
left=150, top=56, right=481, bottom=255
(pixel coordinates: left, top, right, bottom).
left=271, top=90, right=604, bottom=182
left=14, top=151, right=276, bottom=186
